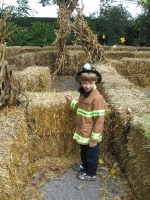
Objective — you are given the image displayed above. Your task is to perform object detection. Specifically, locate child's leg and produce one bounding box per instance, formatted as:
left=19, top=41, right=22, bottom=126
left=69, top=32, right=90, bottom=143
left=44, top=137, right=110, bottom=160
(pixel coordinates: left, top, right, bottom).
left=80, top=144, right=88, bottom=169
left=85, top=143, right=100, bottom=176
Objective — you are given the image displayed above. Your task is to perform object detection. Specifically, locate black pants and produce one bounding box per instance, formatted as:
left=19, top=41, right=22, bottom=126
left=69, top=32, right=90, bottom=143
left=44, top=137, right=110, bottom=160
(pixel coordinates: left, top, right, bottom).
left=80, top=143, right=100, bottom=176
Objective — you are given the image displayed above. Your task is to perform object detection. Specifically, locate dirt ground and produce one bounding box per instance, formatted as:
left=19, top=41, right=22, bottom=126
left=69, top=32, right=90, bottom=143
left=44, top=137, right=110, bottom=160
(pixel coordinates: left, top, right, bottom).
left=41, top=164, right=132, bottom=200
left=50, top=76, right=79, bottom=92
left=35, top=153, right=133, bottom=200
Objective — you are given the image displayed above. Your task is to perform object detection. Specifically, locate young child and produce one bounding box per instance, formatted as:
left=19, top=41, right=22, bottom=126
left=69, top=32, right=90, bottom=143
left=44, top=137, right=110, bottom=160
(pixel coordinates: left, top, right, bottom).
left=64, top=63, right=105, bottom=181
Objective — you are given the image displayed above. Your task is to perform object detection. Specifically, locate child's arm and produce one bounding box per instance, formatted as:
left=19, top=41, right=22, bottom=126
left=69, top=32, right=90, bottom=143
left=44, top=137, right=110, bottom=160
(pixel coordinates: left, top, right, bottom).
left=64, top=93, right=73, bottom=102
left=64, top=93, right=78, bottom=109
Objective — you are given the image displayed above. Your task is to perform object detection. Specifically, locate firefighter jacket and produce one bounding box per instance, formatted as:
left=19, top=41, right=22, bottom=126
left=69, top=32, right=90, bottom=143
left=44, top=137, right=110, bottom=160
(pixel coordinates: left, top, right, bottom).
left=70, top=85, right=105, bottom=145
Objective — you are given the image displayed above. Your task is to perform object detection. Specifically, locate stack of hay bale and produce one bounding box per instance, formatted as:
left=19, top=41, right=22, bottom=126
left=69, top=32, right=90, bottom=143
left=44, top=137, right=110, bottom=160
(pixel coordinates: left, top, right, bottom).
left=12, top=66, right=50, bottom=92
left=26, top=92, right=79, bottom=159
left=6, top=46, right=86, bottom=75
left=111, top=57, right=150, bottom=88
left=106, top=45, right=150, bottom=88
left=96, top=63, right=150, bottom=200
left=0, top=64, right=82, bottom=199
left=0, top=107, right=31, bottom=199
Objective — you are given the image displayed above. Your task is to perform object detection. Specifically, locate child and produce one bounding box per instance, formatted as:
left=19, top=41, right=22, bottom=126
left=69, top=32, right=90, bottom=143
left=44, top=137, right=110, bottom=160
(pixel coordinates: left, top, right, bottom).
left=64, top=63, right=105, bottom=181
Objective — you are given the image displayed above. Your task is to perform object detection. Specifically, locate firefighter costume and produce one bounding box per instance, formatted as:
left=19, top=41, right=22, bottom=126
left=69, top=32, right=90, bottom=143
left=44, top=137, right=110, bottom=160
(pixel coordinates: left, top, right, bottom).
left=70, top=63, right=105, bottom=180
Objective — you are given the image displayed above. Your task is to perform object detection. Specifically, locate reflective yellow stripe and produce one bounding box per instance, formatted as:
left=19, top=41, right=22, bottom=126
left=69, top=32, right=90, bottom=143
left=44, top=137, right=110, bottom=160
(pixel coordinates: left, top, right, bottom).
left=77, top=108, right=105, bottom=118
left=70, top=100, right=78, bottom=109
left=73, top=133, right=90, bottom=144
left=91, top=132, right=102, bottom=142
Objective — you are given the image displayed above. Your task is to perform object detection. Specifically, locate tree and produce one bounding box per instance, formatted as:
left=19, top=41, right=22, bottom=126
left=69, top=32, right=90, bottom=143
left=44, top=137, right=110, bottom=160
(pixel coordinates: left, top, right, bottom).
left=6, top=21, right=56, bottom=46
left=85, top=2, right=133, bottom=45
left=38, top=0, right=78, bottom=13
left=135, top=0, right=150, bottom=46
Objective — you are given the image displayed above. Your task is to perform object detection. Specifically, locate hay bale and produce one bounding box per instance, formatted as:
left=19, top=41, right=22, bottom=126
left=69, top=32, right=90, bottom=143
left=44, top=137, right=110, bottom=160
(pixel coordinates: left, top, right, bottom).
left=112, top=58, right=150, bottom=88
left=104, top=45, right=150, bottom=52
left=56, top=50, right=86, bottom=75
left=126, top=117, right=150, bottom=200
left=0, top=96, right=81, bottom=199
left=96, top=63, right=150, bottom=200
left=133, top=51, right=150, bottom=58
left=14, top=53, right=36, bottom=69
left=103, top=45, right=137, bottom=52
left=6, top=46, right=42, bottom=59
left=0, top=106, right=31, bottom=199
left=137, top=46, right=150, bottom=51
left=100, top=105, right=112, bottom=157
left=35, top=51, right=57, bottom=72
left=110, top=59, right=123, bottom=69
left=6, top=46, right=21, bottom=58
left=25, top=91, right=80, bottom=159
left=7, top=47, right=42, bottom=67
left=11, top=66, right=50, bottom=92
left=105, top=51, right=134, bottom=60
left=35, top=49, right=86, bottom=75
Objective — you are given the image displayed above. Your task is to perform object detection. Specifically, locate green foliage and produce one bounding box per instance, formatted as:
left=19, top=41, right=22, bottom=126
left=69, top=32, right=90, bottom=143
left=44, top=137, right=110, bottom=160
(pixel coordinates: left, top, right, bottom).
left=37, top=0, right=56, bottom=6
left=6, top=21, right=56, bottom=47
left=85, top=2, right=134, bottom=46
left=4, top=0, right=150, bottom=47
left=135, top=0, right=150, bottom=46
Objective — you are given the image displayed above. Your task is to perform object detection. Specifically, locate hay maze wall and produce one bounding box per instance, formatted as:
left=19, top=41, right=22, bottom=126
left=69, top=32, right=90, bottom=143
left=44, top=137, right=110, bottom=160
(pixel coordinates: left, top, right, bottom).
left=97, top=63, right=150, bottom=200
left=104, top=45, right=150, bottom=88
left=0, top=45, right=150, bottom=199
left=102, top=46, right=150, bottom=199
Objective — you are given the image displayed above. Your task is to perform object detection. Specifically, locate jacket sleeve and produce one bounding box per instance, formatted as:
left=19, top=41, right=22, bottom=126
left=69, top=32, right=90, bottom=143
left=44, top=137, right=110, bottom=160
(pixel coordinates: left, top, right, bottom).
left=70, top=99, right=78, bottom=109
left=91, top=96, right=105, bottom=142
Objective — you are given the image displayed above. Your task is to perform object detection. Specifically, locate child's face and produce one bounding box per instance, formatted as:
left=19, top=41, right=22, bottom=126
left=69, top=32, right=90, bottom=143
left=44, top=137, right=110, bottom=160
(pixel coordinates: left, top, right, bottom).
left=80, top=80, right=96, bottom=92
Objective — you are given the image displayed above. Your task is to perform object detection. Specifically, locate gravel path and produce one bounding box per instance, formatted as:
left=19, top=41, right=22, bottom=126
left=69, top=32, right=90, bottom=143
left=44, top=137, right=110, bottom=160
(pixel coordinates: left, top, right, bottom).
left=42, top=168, right=103, bottom=200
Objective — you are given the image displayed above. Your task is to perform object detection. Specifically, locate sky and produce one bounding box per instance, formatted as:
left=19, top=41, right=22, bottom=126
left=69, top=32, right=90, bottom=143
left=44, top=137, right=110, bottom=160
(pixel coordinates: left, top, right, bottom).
left=3, top=0, right=142, bottom=17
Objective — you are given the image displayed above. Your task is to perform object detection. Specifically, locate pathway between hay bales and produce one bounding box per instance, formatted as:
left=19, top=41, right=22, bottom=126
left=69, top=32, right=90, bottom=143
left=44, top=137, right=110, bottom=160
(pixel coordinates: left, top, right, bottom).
left=42, top=168, right=102, bottom=200
left=40, top=74, right=141, bottom=200
left=41, top=167, right=128, bottom=200
left=40, top=159, right=133, bottom=200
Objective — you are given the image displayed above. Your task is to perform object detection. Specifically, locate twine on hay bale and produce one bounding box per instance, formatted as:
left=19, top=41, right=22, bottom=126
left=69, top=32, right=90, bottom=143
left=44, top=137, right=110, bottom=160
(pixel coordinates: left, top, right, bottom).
left=95, top=63, right=150, bottom=200
left=11, top=66, right=50, bottom=92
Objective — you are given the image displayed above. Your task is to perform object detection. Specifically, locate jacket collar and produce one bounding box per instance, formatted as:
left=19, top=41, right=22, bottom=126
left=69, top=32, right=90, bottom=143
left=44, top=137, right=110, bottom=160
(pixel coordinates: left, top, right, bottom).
left=78, top=85, right=97, bottom=98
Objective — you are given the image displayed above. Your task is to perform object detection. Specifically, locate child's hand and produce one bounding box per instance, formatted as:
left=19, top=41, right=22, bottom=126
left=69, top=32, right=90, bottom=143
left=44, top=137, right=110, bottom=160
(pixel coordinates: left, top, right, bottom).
left=64, top=93, right=73, bottom=102
left=89, top=141, right=97, bottom=148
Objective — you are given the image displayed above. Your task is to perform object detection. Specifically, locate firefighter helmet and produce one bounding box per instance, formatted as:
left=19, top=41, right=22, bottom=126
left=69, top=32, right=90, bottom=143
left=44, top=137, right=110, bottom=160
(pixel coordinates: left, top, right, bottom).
left=76, top=63, right=102, bottom=83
